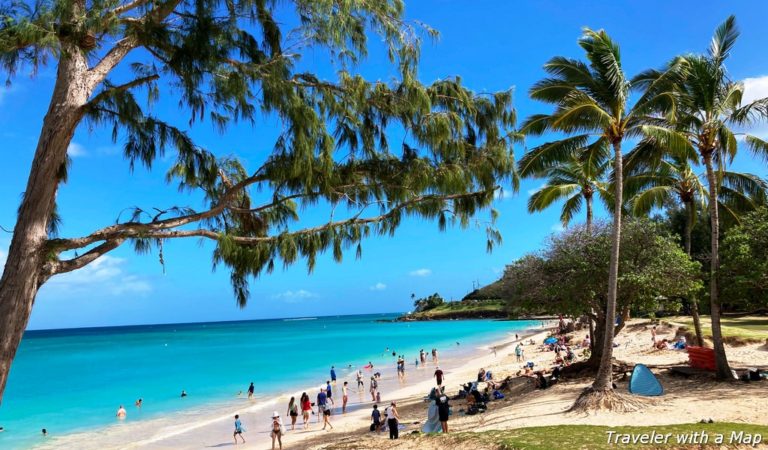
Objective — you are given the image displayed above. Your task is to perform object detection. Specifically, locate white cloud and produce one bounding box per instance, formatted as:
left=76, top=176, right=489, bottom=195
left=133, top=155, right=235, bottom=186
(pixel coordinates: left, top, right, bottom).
left=409, top=268, right=432, bottom=277
left=46, top=255, right=151, bottom=296
left=369, top=282, right=387, bottom=291
left=272, top=289, right=318, bottom=303
left=67, top=142, right=87, bottom=158
left=740, top=76, right=768, bottom=139
left=742, top=75, right=768, bottom=104
left=551, top=223, right=565, bottom=232
left=0, top=249, right=6, bottom=274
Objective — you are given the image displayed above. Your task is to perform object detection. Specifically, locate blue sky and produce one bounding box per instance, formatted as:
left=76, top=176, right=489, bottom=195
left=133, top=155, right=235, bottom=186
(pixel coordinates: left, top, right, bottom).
left=2, top=1, right=768, bottom=329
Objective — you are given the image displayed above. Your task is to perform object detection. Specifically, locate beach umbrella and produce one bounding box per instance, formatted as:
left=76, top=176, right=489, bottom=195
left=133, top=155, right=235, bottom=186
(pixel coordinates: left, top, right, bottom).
left=544, top=337, right=557, bottom=345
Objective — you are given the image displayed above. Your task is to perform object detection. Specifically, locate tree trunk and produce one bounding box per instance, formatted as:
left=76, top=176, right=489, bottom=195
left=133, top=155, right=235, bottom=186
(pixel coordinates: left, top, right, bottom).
left=703, top=154, right=731, bottom=379
left=684, top=200, right=704, bottom=347
left=586, top=310, right=606, bottom=369
left=585, top=193, right=593, bottom=234
left=588, top=311, right=595, bottom=352
left=592, top=141, right=623, bottom=391
left=0, top=48, right=91, bottom=403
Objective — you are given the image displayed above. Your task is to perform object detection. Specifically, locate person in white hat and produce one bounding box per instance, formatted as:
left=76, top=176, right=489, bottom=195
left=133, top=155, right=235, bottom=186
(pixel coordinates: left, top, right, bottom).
left=270, top=411, right=283, bottom=450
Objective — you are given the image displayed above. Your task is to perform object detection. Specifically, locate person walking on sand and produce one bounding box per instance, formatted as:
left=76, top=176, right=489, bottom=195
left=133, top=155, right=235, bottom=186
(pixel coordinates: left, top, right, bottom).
left=317, top=387, right=328, bottom=423
left=287, top=396, right=299, bottom=430
left=116, top=405, right=127, bottom=419
left=247, top=382, right=254, bottom=399
left=270, top=412, right=282, bottom=450
left=326, top=380, right=335, bottom=405
left=515, top=344, right=523, bottom=362
left=434, top=366, right=444, bottom=387
left=356, top=369, right=364, bottom=390
left=321, top=401, right=334, bottom=430
left=342, top=381, right=349, bottom=413
left=233, top=414, right=245, bottom=445
left=300, top=392, right=312, bottom=429
left=330, top=366, right=337, bottom=384
left=385, top=401, right=400, bottom=439
left=433, top=348, right=439, bottom=364
left=651, top=325, right=657, bottom=347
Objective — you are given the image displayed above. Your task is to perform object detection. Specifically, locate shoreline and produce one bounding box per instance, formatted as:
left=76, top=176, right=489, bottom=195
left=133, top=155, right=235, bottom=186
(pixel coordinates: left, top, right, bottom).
left=33, top=321, right=552, bottom=449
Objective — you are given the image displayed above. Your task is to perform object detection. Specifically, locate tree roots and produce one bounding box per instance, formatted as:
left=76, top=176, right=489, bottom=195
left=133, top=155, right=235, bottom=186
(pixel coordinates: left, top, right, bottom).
left=569, top=387, right=648, bottom=414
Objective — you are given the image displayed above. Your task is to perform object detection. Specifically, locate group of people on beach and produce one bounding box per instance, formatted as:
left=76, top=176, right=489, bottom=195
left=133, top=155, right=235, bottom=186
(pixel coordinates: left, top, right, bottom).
left=227, top=345, right=447, bottom=446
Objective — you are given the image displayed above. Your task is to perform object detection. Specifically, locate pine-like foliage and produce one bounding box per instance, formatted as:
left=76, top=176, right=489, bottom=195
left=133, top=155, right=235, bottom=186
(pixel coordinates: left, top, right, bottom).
left=1, top=0, right=518, bottom=306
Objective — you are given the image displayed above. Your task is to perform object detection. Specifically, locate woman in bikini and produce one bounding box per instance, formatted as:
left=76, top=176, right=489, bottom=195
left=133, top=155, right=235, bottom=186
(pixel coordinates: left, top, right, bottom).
left=270, top=412, right=283, bottom=450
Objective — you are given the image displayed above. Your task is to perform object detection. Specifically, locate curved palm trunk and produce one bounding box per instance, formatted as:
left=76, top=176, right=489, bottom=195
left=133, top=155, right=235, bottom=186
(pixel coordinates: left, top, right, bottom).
left=592, top=141, right=623, bottom=391
left=683, top=200, right=704, bottom=347
left=703, top=155, right=732, bottom=379
left=0, top=50, right=90, bottom=403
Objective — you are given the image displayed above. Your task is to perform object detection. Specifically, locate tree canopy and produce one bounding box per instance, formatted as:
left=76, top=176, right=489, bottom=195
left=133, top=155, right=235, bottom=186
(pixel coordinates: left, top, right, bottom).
left=721, top=207, right=768, bottom=311
left=0, top=0, right=519, bottom=305
left=502, top=220, right=702, bottom=325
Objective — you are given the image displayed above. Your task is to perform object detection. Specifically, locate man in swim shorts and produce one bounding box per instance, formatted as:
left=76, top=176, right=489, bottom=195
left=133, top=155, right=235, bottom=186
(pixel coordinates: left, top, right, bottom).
left=233, top=414, right=245, bottom=445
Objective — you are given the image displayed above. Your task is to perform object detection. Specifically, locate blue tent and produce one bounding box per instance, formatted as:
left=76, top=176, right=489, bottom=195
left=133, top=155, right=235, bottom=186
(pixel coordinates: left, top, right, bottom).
left=543, top=337, right=557, bottom=345
left=628, top=364, right=664, bottom=396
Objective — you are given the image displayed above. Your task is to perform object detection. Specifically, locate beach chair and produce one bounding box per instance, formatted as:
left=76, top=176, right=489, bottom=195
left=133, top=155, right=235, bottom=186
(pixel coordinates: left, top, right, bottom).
left=686, top=346, right=716, bottom=371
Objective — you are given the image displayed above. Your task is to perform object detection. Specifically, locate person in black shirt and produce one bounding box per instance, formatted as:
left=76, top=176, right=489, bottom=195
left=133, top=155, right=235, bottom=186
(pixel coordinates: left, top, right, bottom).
left=436, top=392, right=450, bottom=433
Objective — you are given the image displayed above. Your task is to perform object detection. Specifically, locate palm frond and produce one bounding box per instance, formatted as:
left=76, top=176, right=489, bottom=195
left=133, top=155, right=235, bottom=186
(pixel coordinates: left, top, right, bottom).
left=527, top=184, right=579, bottom=212
left=517, top=134, right=590, bottom=176
left=709, top=15, right=739, bottom=64
left=744, top=135, right=768, bottom=163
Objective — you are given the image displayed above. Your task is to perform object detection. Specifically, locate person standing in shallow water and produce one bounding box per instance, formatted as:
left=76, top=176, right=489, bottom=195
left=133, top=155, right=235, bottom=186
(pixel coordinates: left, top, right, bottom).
left=330, top=366, right=337, bottom=384
left=342, top=381, right=349, bottom=413
left=247, top=382, right=254, bottom=399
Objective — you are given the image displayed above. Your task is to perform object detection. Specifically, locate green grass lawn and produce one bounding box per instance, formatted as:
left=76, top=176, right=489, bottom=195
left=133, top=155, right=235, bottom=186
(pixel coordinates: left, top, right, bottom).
left=430, top=423, right=767, bottom=449
left=665, top=316, right=768, bottom=341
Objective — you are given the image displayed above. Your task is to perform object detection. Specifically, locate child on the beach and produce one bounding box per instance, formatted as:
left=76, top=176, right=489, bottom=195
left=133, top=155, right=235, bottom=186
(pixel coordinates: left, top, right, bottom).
left=233, top=414, right=245, bottom=445
left=371, top=404, right=382, bottom=433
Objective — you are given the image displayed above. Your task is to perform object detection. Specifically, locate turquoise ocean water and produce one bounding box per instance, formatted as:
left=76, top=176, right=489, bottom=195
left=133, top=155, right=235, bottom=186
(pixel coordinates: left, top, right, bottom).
left=0, top=314, right=538, bottom=448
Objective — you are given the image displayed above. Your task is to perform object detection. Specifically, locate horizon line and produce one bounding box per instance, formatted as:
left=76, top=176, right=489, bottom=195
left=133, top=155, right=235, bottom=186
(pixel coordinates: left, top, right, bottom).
left=25, top=311, right=406, bottom=334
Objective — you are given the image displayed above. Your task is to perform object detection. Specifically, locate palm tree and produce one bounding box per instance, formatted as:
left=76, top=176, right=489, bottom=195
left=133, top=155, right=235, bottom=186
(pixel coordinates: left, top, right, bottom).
left=527, top=156, right=611, bottom=233
left=522, top=28, right=672, bottom=409
left=626, top=156, right=767, bottom=346
left=634, top=16, right=768, bottom=379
